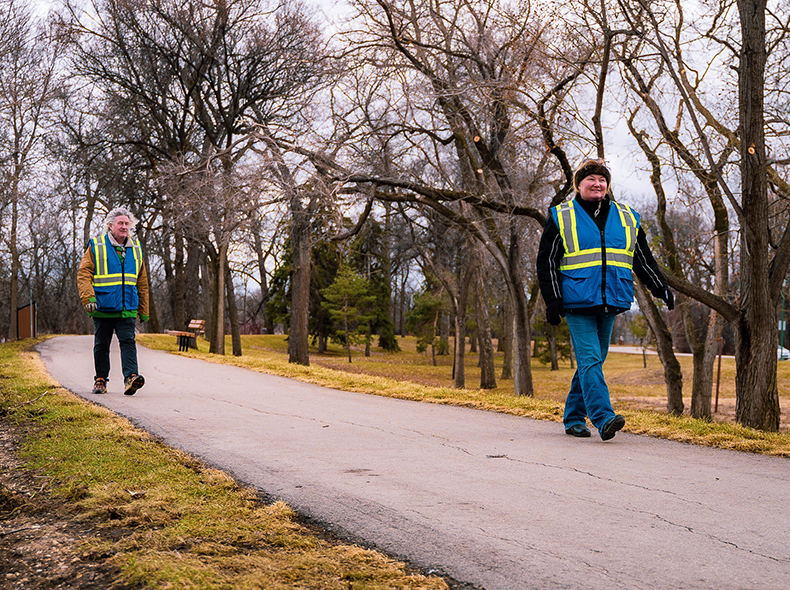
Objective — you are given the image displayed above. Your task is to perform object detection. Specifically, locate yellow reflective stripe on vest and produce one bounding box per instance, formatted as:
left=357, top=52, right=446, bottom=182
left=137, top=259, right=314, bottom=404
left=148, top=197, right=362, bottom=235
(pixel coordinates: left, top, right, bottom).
left=92, top=234, right=141, bottom=283
left=132, top=243, right=142, bottom=275
left=560, top=250, right=634, bottom=270
left=93, top=237, right=109, bottom=276
left=93, top=273, right=138, bottom=286
left=614, top=202, right=638, bottom=252
left=556, top=201, right=580, bottom=254
left=557, top=200, right=637, bottom=271
left=606, top=249, right=634, bottom=268
left=560, top=252, right=601, bottom=270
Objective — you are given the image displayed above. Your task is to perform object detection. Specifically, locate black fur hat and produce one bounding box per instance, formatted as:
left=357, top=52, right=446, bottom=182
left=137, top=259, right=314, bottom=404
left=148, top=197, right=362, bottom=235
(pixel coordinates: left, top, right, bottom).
left=573, top=160, right=611, bottom=193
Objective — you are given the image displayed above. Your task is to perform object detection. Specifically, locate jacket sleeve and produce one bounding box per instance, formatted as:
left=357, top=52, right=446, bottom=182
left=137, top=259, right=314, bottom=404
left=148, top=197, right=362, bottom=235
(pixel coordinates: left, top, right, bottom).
left=76, top=248, right=96, bottom=304
left=632, top=227, right=669, bottom=297
left=137, top=260, right=150, bottom=319
left=536, top=215, right=565, bottom=307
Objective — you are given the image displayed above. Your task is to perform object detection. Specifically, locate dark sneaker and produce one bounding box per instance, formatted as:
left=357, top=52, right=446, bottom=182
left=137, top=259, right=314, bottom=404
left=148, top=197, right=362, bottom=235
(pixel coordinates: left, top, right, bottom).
left=124, top=374, right=145, bottom=396
left=92, top=377, right=107, bottom=395
left=565, top=424, right=592, bottom=437
left=601, top=414, right=626, bottom=441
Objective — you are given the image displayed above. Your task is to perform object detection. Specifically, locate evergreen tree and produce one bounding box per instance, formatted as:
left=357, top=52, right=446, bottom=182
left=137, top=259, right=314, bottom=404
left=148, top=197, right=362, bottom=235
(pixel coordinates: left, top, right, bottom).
left=321, top=266, right=376, bottom=362
left=265, top=237, right=341, bottom=351
left=348, top=219, right=400, bottom=352
left=405, top=291, right=445, bottom=366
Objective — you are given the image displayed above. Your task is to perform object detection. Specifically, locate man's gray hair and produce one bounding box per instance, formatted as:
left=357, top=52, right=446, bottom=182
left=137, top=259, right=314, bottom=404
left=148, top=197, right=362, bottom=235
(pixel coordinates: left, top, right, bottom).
left=103, top=207, right=138, bottom=236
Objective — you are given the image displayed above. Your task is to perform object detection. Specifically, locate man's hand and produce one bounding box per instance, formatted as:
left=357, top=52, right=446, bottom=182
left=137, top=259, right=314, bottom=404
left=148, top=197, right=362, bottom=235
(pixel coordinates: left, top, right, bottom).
left=84, top=301, right=97, bottom=313
left=546, top=301, right=565, bottom=326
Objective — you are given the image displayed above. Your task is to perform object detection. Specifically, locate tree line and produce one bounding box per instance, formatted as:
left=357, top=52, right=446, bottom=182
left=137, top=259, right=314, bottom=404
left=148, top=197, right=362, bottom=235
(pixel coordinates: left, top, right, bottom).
left=0, top=0, right=788, bottom=432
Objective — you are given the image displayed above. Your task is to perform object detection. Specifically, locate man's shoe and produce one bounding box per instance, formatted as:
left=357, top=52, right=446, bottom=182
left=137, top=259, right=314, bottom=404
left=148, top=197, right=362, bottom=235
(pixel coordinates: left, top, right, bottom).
left=565, top=424, right=592, bottom=437
left=124, top=374, right=145, bottom=396
left=601, top=414, right=626, bottom=441
left=92, top=377, right=107, bottom=395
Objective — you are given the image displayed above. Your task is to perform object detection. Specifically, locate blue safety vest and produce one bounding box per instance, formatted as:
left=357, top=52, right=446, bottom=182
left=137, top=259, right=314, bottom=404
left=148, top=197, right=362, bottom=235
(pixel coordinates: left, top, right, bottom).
left=90, top=233, right=143, bottom=313
left=550, top=199, right=639, bottom=309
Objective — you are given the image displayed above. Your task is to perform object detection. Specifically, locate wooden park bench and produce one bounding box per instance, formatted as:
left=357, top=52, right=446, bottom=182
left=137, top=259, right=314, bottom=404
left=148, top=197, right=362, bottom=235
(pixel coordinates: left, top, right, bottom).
left=167, top=319, right=205, bottom=352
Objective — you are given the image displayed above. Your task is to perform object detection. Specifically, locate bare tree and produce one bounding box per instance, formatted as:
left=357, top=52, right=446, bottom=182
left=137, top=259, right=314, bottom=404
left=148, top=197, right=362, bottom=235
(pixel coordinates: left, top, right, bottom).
left=63, top=0, right=329, bottom=355
left=475, top=249, right=497, bottom=389
left=610, top=0, right=789, bottom=430
left=0, top=0, right=59, bottom=340
left=283, top=0, right=589, bottom=396
left=404, top=206, right=472, bottom=388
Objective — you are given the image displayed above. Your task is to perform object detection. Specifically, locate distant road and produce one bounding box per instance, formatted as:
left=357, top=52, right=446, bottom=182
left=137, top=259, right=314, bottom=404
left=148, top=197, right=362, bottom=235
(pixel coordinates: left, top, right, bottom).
left=38, top=336, right=789, bottom=590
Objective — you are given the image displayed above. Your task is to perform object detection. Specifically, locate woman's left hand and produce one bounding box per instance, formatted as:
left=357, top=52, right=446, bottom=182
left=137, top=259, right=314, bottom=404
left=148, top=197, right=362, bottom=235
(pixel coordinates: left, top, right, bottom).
left=661, top=288, right=675, bottom=310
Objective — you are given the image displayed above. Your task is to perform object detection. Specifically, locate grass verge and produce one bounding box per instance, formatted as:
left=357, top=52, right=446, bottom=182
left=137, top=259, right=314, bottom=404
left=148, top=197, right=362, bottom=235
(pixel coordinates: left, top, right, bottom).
left=136, top=334, right=790, bottom=458
left=1, top=338, right=449, bottom=590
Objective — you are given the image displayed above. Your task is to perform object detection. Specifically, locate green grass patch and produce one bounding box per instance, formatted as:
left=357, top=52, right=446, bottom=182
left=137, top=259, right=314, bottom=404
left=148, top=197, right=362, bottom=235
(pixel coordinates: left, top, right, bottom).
left=137, top=333, right=790, bottom=457
left=1, top=339, right=448, bottom=590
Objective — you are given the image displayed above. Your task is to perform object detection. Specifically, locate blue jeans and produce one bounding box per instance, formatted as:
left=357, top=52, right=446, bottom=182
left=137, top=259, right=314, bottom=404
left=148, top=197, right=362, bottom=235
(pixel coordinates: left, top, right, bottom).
left=564, top=311, right=618, bottom=432
left=93, top=317, right=138, bottom=381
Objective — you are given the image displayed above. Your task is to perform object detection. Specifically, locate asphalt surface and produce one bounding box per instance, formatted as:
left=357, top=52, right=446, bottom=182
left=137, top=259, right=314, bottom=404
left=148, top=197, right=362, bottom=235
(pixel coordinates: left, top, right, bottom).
left=37, top=336, right=790, bottom=590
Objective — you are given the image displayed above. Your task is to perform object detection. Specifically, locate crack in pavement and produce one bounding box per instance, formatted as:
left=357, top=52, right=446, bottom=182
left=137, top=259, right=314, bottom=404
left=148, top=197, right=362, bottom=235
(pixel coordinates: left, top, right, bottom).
left=485, top=453, right=707, bottom=506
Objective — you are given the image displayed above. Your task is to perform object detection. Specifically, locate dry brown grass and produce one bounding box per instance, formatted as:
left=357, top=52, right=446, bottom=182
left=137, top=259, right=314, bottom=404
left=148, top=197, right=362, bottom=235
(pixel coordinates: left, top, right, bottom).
left=287, top=336, right=790, bottom=431
left=2, top=338, right=449, bottom=590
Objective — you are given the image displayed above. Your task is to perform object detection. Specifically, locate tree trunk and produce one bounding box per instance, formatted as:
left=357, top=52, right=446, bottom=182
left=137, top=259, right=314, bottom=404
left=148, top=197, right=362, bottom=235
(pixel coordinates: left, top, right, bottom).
left=344, top=309, right=351, bottom=363
left=251, top=219, right=271, bottom=333
left=476, top=265, right=497, bottom=389
left=398, top=273, right=408, bottom=335
left=204, top=252, right=216, bottom=350
left=9, top=194, right=19, bottom=340
left=634, top=282, right=684, bottom=415
left=173, top=229, right=186, bottom=330
left=83, top=187, right=98, bottom=251
left=500, top=296, right=513, bottom=380
left=225, top=257, right=242, bottom=356
left=210, top=243, right=227, bottom=355
left=430, top=309, right=438, bottom=367
left=185, top=239, right=202, bottom=325
left=690, top=310, right=721, bottom=420
left=439, top=310, right=450, bottom=355
left=735, top=0, right=780, bottom=431
left=289, top=198, right=311, bottom=366
left=508, top=230, right=534, bottom=396
left=139, top=234, right=160, bottom=334
left=509, top=279, right=534, bottom=396
left=161, top=227, right=174, bottom=326
left=203, top=250, right=216, bottom=348
left=452, top=268, right=471, bottom=388
left=548, top=324, right=559, bottom=371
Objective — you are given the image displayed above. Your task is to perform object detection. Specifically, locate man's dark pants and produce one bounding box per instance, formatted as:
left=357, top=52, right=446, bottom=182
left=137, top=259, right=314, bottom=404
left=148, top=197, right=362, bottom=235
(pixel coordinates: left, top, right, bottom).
left=93, top=317, right=138, bottom=382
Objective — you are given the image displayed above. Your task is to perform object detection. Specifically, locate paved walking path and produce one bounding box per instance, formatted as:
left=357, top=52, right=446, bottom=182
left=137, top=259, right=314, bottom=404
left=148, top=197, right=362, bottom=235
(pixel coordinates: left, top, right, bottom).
left=37, top=336, right=790, bottom=590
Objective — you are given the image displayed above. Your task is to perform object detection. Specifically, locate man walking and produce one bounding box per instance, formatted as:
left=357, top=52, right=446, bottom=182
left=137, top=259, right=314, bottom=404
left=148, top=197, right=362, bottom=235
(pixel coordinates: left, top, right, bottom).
left=78, top=207, right=149, bottom=395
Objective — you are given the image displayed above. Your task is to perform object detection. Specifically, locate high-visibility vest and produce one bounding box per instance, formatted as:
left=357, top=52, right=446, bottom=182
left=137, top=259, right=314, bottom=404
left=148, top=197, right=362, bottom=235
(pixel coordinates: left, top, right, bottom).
left=90, top=233, right=143, bottom=312
left=549, top=199, right=640, bottom=310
